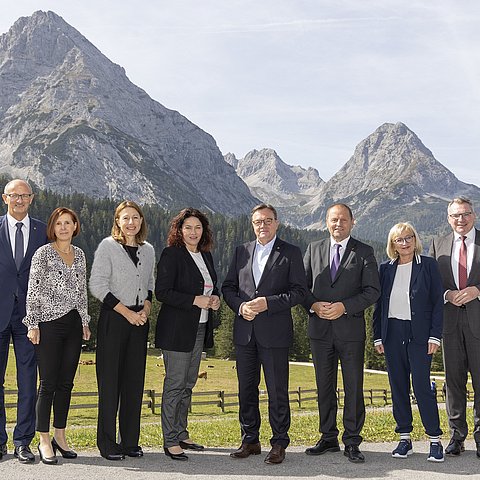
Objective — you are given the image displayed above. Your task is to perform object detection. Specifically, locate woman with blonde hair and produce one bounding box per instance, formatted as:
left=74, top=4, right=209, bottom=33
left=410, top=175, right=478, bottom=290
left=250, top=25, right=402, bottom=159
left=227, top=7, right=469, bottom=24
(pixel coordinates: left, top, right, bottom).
left=90, top=201, right=155, bottom=461
left=373, top=222, right=444, bottom=462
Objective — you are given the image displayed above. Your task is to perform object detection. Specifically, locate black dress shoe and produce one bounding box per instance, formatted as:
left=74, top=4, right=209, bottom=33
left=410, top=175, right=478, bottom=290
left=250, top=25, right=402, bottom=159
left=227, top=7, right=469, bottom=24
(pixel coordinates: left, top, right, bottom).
left=52, top=437, right=77, bottom=459
left=445, top=438, right=465, bottom=456
left=305, top=439, right=340, bottom=456
left=344, top=444, right=365, bottom=463
left=38, top=444, right=58, bottom=465
left=164, top=447, right=188, bottom=461
left=125, top=447, right=144, bottom=457
left=230, top=442, right=261, bottom=458
left=14, top=445, right=35, bottom=463
left=0, top=443, right=7, bottom=460
left=104, top=453, right=125, bottom=461
left=179, top=440, right=204, bottom=451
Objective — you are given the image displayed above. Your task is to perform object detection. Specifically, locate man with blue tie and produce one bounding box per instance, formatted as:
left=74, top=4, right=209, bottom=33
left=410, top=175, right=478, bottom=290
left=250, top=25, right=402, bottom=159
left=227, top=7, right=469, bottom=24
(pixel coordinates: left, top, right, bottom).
left=0, top=179, right=47, bottom=463
left=303, top=203, right=380, bottom=463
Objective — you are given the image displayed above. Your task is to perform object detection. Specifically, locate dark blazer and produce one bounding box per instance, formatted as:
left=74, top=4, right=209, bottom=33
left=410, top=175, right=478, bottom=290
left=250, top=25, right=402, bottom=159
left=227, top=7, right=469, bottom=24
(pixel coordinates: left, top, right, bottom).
left=222, top=237, right=307, bottom=348
left=303, top=237, right=380, bottom=341
left=155, top=245, right=219, bottom=352
left=0, top=214, right=47, bottom=331
left=430, top=228, right=480, bottom=339
left=373, top=255, right=443, bottom=344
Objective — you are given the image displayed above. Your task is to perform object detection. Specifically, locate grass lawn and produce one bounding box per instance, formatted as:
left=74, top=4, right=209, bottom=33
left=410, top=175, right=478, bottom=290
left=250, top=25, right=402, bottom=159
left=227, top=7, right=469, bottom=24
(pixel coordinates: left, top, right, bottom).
left=3, top=349, right=469, bottom=449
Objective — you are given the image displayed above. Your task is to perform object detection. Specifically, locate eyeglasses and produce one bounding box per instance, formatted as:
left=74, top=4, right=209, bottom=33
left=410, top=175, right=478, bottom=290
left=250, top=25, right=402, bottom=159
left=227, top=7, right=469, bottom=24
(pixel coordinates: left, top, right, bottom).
left=393, top=235, right=415, bottom=245
left=449, top=212, right=472, bottom=220
left=4, top=193, right=33, bottom=201
left=252, top=218, right=275, bottom=227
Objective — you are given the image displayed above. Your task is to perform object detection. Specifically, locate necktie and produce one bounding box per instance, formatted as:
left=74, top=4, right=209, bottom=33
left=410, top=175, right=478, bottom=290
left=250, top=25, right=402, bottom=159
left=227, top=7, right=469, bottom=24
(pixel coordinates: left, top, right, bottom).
left=458, top=236, right=467, bottom=290
left=331, top=243, right=341, bottom=281
left=15, top=222, right=24, bottom=270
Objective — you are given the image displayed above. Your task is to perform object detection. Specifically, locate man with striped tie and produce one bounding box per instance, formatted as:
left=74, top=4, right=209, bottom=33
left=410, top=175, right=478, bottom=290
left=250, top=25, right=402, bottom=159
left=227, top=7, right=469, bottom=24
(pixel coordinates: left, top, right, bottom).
left=430, top=197, right=480, bottom=458
left=303, top=203, right=380, bottom=463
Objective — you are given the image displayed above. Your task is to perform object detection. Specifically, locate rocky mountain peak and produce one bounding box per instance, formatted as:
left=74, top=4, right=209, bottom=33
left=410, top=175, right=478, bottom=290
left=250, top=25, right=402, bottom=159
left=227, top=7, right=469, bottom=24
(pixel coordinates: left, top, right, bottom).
left=0, top=11, right=257, bottom=215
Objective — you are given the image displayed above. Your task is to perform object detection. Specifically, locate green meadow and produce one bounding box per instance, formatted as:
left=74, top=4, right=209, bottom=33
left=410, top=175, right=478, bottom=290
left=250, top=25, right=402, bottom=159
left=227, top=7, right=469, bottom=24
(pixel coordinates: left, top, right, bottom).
left=3, top=350, right=463, bottom=449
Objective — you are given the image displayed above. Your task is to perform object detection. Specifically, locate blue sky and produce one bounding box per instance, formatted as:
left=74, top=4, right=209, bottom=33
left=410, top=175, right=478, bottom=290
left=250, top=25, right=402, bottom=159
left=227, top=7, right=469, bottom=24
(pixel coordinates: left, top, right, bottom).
left=1, top=1, right=479, bottom=186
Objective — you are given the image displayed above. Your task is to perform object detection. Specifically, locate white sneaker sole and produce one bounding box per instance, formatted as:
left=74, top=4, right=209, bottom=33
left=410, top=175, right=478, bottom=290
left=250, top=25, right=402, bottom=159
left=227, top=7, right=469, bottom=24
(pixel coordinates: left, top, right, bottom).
left=392, top=450, right=413, bottom=458
left=427, top=456, right=445, bottom=462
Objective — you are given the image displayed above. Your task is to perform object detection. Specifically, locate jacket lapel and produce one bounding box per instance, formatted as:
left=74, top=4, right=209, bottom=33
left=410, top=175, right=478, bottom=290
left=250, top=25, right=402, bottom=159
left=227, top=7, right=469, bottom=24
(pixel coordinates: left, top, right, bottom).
left=256, top=238, right=282, bottom=288
left=332, top=238, right=355, bottom=284
left=409, top=256, right=422, bottom=292
left=470, top=228, right=480, bottom=285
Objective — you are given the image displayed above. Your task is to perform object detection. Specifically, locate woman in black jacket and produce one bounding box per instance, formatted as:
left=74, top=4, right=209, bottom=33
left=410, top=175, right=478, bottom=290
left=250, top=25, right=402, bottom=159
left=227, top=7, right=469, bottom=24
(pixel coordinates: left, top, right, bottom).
left=155, top=208, right=220, bottom=460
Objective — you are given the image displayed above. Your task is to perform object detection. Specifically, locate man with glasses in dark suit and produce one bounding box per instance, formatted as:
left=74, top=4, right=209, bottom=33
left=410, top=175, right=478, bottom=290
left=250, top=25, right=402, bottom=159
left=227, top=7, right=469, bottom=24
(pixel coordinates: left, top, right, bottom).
left=222, top=203, right=307, bottom=465
left=430, top=197, right=480, bottom=457
left=0, top=179, right=47, bottom=463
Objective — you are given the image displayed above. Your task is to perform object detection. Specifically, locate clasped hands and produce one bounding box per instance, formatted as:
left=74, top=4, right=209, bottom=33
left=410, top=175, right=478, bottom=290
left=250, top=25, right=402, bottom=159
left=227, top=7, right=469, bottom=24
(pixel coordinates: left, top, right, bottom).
left=311, top=301, right=346, bottom=320
left=240, top=297, right=268, bottom=321
left=194, top=294, right=221, bottom=311
left=446, top=286, right=480, bottom=306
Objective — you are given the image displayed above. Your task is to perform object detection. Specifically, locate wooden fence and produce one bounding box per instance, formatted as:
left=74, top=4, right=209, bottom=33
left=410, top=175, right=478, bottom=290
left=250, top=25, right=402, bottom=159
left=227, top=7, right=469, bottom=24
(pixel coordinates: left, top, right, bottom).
left=4, top=384, right=461, bottom=414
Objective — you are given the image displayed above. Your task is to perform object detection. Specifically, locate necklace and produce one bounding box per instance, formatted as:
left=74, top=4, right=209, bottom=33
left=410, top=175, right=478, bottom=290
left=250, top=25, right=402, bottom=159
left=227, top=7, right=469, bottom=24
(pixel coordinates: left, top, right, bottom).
left=54, top=242, right=72, bottom=254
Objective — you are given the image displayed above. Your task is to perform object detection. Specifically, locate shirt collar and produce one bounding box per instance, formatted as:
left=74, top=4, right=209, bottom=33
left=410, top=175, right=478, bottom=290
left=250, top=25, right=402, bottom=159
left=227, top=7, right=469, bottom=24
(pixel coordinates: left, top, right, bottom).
left=330, top=235, right=350, bottom=249
left=6, top=212, right=30, bottom=229
left=256, top=235, right=277, bottom=250
left=453, top=228, right=475, bottom=242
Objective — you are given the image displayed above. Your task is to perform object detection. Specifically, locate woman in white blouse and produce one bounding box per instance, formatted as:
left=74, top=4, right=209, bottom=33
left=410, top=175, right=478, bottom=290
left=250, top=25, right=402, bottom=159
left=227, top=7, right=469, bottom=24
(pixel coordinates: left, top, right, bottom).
left=373, top=223, right=444, bottom=462
left=155, top=208, right=220, bottom=460
left=24, top=207, right=90, bottom=465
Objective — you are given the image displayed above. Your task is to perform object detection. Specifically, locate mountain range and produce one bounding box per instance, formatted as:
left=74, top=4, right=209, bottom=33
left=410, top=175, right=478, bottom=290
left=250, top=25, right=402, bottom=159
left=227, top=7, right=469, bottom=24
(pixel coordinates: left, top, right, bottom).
left=227, top=122, right=480, bottom=241
left=1, top=11, right=478, bottom=242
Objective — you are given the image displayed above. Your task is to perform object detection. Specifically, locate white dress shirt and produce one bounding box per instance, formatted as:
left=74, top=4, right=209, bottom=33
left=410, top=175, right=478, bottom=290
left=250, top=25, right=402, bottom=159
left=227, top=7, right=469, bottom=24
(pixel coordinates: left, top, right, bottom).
left=6, top=213, right=30, bottom=258
left=252, top=236, right=276, bottom=286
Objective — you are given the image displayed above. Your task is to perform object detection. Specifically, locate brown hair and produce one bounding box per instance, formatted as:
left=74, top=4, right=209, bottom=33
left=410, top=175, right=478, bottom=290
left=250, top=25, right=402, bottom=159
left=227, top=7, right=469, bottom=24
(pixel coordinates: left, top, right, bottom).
left=47, top=207, right=80, bottom=241
left=111, top=201, right=147, bottom=245
left=326, top=203, right=354, bottom=220
left=251, top=203, right=278, bottom=219
left=167, top=208, right=213, bottom=252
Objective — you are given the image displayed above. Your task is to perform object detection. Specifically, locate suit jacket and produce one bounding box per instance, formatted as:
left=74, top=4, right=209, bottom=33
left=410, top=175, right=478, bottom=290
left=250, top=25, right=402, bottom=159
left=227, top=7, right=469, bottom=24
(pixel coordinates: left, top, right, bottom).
left=222, top=237, right=307, bottom=348
left=0, top=214, right=47, bottom=332
left=373, top=255, right=443, bottom=345
left=303, top=236, right=380, bottom=341
left=429, top=228, right=480, bottom=339
left=155, top=245, right=219, bottom=352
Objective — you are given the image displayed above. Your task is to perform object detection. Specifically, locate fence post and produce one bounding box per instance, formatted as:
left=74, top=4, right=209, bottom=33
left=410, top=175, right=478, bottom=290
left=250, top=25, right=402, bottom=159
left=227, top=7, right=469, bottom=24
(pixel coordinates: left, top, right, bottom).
left=219, top=391, right=225, bottom=413
left=298, top=386, right=302, bottom=408
left=149, top=390, right=156, bottom=414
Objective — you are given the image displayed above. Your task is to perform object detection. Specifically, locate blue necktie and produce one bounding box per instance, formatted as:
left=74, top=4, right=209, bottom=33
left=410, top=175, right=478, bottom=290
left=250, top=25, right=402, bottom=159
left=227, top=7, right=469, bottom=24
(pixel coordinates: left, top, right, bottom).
left=330, top=244, right=341, bottom=281
left=15, top=222, right=24, bottom=270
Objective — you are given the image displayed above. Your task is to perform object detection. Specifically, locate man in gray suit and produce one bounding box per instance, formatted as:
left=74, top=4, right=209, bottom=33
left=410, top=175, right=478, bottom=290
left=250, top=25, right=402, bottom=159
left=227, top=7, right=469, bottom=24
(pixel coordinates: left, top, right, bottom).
left=430, top=197, right=480, bottom=457
left=303, top=203, right=380, bottom=463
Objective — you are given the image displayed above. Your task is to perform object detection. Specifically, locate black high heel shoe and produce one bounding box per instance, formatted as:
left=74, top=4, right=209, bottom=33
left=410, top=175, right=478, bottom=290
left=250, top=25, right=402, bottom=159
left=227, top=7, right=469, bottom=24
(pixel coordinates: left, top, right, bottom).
left=38, top=444, right=58, bottom=465
left=164, top=447, right=188, bottom=461
left=52, top=437, right=77, bottom=459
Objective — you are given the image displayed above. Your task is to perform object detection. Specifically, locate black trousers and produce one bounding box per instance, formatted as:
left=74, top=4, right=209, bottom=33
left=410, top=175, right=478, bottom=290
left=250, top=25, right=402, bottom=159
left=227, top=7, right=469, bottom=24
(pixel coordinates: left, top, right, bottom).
left=35, top=309, right=83, bottom=432
left=310, top=337, right=365, bottom=446
left=235, top=331, right=290, bottom=448
left=95, top=305, right=148, bottom=457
